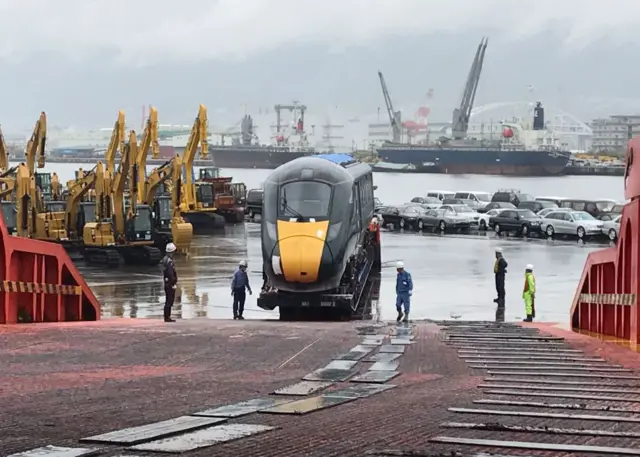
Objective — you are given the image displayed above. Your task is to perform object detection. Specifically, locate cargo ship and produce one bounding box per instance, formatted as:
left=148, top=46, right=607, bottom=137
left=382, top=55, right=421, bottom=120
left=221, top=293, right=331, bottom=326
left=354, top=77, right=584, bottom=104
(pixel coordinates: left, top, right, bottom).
left=376, top=102, right=572, bottom=176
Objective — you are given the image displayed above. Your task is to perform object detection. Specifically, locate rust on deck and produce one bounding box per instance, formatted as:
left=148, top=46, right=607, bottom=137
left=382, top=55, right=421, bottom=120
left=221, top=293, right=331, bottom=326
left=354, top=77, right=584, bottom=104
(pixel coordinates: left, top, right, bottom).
left=3, top=318, right=640, bottom=456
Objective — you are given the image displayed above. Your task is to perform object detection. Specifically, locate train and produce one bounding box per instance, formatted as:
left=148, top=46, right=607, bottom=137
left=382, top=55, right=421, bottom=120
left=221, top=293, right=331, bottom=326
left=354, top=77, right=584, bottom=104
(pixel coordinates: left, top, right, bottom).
left=257, top=155, right=381, bottom=319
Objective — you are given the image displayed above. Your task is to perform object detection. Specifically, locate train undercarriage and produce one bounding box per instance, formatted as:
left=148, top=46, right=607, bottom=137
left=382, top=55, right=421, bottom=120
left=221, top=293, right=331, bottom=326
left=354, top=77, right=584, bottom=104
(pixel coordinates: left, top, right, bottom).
left=258, top=237, right=382, bottom=321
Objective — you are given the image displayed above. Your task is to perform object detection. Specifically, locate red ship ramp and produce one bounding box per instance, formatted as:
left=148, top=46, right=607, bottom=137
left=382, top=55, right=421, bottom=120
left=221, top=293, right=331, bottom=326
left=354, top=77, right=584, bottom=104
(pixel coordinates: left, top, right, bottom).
left=0, top=212, right=100, bottom=324
left=571, top=137, right=640, bottom=341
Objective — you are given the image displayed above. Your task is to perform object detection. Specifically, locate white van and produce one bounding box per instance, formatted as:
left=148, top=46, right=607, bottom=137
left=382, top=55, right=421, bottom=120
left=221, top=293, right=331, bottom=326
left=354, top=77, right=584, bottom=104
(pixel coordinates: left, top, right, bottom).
left=426, top=190, right=456, bottom=201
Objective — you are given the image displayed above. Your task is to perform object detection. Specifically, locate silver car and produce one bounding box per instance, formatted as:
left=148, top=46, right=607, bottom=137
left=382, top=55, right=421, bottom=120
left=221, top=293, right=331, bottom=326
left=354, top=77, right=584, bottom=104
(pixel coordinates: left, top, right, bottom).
left=602, top=215, right=622, bottom=240
left=440, top=204, right=480, bottom=224
left=540, top=210, right=604, bottom=239
left=537, top=207, right=570, bottom=218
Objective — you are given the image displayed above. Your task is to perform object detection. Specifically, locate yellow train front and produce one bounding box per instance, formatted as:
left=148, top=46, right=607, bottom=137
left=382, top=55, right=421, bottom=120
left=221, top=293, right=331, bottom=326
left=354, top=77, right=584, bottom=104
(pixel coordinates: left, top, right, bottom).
left=258, top=156, right=377, bottom=318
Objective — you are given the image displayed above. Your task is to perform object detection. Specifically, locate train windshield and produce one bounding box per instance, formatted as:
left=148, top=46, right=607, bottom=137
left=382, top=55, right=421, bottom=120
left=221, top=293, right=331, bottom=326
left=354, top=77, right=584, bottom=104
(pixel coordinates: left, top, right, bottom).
left=279, top=181, right=331, bottom=219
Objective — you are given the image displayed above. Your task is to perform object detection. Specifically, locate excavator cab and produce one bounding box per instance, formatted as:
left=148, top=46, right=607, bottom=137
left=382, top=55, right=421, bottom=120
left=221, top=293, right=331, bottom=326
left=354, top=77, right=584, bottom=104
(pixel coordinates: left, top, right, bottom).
left=45, top=201, right=65, bottom=212
left=35, top=172, right=52, bottom=200
left=124, top=204, right=154, bottom=242
left=1, top=201, right=16, bottom=234
left=153, top=195, right=172, bottom=230
left=199, top=167, right=220, bottom=180
left=196, top=182, right=214, bottom=208
left=232, top=182, right=247, bottom=206
left=75, top=202, right=96, bottom=239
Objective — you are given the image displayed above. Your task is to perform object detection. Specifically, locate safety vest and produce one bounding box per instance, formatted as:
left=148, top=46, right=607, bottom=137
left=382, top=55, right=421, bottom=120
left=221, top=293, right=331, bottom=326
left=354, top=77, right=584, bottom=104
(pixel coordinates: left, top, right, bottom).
left=523, top=272, right=536, bottom=294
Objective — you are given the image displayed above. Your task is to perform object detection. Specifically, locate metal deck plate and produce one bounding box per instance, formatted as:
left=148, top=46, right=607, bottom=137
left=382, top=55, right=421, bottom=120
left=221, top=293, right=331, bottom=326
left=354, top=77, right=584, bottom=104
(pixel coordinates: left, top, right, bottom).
left=457, top=347, right=580, bottom=353
left=479, top=383, right=640, bottom=394
left=379, top=344, right=405, bottom=354
left=442, top=421, right=640, bottom=438
left=272, top=381, right=333, bottom=396
left=485, top=377, right=640, bottom=387
left=484, top=389, right=640, bottom=403
left=260, top=394, right=356, bottom=415
left=390, top=338, right=414, bottom=345
left=429, top=436, right=640, bottom=455
left=192, top=398, right=294, bottom=418
left=323, top=383, right=396, bottom=399
left=80, top=415, right=225, bottom=445
left=8, top=447, right=101, bottom=457
left=487, top=370, right=638, bottom=379
left=303, top=368, right=355, bottom=382
left=469, top=363, right=621, bottom=370
left=369, top=361, right=400, bottom=371
left=131, top=424, right=275, bottom=453
left=351, top=371, right=400, bottom=383
left=362, top=337, right=384, bottom=345
left=463, top=355, right=604, bottom=362
left=449, top=407, right=640, bottom=422
left=365, top=353, right=402, bottom=363
left=474, top=398, right=640, bottom=414
left=335, top=345, right=375, bottom=361
left=323, top=360, right=358, bottom=370
left=394, top=327, right=413, bottom=336
left=446, top=334, right=564, bottom=340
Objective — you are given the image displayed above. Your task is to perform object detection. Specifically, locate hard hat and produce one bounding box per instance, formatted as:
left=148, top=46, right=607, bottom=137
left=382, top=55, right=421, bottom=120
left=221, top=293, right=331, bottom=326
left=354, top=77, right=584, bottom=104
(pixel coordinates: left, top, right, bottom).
left=396, top=261, right=404, bottom=269
left=526, top=264, right=534, bottom=270
left=495, top=247, right=502, bottom=253
left=165, top=243, right=177, bottom=253
left=371, top=217, right=378, bottom=224
left=239, top=260, right=247, bottom=267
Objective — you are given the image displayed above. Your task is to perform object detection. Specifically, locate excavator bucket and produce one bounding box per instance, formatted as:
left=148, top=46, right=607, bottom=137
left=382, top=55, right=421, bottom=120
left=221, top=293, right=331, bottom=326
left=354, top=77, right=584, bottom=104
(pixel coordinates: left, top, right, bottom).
left=171, top=218, right=193, bottom=252
left=0, top=203, right=101, bottom=324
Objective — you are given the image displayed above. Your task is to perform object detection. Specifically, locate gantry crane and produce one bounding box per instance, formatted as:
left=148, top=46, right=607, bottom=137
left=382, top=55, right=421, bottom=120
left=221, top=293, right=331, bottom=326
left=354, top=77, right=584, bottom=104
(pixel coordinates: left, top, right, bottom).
left=378, top=71, right=402, bottom=143
left=451, top=37, right=488, bottom=140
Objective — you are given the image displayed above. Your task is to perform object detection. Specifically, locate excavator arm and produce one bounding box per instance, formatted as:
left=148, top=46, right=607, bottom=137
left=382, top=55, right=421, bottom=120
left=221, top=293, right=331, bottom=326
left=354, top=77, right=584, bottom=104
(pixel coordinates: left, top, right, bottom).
left=135, top=107, right=159, bottom=204
left=15, top=163, right=35, bottom=238
left=110, top=131, right=134, bottom=237
left=105, top=111, right=126, bottom=176
left=144, top=159, right=173, bottom=205
left=169, top=153, right=192, bottom=250
left=65, top=166, right=97, bottom=238
left=0, top=125, right=9, bottom=171
left=95, top=161, right=112, bottom=222
left=25, top=112, right=46, bottom=174
left=182, top=105, right=208, bottom=210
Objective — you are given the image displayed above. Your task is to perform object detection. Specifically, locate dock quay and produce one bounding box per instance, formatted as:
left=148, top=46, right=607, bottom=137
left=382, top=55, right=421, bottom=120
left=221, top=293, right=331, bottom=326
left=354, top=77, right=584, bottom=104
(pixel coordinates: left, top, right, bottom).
left=5, top=318, right=640, bottom=456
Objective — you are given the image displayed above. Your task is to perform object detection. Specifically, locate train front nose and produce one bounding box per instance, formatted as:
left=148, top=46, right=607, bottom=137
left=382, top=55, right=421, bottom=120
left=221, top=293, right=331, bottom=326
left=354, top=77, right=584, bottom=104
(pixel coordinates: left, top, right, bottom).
left=275, top=221, right=333, bottom=283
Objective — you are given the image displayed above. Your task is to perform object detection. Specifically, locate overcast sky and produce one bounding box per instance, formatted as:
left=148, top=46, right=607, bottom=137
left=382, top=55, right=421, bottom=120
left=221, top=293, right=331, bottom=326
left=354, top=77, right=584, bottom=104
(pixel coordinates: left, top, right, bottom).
left=1, top=0, right=640, bottom=133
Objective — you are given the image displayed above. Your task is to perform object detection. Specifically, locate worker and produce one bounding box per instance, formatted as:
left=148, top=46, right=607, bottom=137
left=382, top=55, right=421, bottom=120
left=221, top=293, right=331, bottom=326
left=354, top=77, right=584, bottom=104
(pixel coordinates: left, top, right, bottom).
left=395, top=261, right=413, bottom=323
left=161, top=242, right=178, bottom=323
left=231, top=260, right=252, bottom=320
left=493, top=247, right=508, bottom=322
left=522, top=264, right=536, bottom=322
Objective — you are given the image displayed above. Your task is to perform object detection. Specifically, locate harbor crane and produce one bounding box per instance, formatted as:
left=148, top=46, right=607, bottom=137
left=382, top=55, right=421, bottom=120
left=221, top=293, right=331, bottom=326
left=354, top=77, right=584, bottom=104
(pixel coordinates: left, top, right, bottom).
left=377, top=71, right=402, bottom=143
left=451, top=37, right=488, bottom=140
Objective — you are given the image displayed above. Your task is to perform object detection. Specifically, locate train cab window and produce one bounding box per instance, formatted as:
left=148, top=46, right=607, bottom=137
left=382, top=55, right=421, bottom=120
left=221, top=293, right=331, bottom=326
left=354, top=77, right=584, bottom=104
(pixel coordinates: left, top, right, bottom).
left=279, top=181, right=331, bottom=218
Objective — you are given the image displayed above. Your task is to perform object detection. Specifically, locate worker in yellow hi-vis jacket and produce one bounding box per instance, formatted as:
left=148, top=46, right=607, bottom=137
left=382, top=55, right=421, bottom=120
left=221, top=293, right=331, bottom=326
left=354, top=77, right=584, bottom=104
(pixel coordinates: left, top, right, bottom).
left=522, top=264, right=536, bottom=322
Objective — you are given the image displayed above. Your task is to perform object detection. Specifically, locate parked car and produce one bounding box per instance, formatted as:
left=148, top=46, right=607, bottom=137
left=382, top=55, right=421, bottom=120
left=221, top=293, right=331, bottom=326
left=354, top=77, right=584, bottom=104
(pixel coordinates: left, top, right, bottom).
left=409, top=196, right=442, bottom=209
left=558, top=199, right=617, bottom=219
left=442, top=198, right=465, bottom=205
left=426, top=190, right=456, bottom=201
left=478, top=208, right=509, bottom=231
left=601, top=215, right=622, bottom=240
left=379, top=205, right=428, bottom=230
left=476, top=201, right=517, bottom=214
left=440, top=204, right=480, bottom=224
left=454, top=191, right=493, bottom=207
left=536, top=196, right=567, bottom=207
left=599, top=203, right=625, bottom=221
left=518, top=200, right=558, bottom=213
left=374, top=197, right=384, bottom=212
left=246, top=188, right=263, bottom=219
left=540, top=210, right=604, bottom=239
left=418, top=207, right=474, bottom=232
left=537, top=207, right=570, bottom=218
left=488, top=209, right=542, bottom=237
left=491, top=190, right=535, bottom=207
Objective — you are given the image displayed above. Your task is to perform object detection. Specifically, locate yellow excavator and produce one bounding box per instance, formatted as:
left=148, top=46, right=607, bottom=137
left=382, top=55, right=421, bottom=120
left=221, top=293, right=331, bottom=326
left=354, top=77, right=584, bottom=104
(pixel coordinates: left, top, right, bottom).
left=106, top=110, right=126, bottom=176
left=15, top=164, right=35, bottom=238
left=143, top=154, right=193, bottom=251
left=180, top=104, right=224, bottom=233
left=82, top=131, right=162, bottom=267
left=0, top=125, right=9, bottom=172
left=135, top=106, right=159, bottom=202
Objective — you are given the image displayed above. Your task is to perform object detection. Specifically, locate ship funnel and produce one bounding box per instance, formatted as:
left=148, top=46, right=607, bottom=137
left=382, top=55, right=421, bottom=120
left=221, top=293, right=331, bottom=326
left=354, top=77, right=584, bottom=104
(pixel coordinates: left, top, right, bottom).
left=533, top=101, right=544, bottom=130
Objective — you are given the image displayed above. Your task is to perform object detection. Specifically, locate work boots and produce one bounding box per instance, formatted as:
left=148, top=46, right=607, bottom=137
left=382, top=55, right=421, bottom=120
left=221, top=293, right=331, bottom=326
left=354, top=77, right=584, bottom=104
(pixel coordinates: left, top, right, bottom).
left=523, top=315, right=533, bottom=322
left=396, top=309, right=404, bottom=323
left=402, top=312, right=409, bottom=323
left=495, top=298, right=505, bottom=323
left=164, top=317, right=176, bottom=323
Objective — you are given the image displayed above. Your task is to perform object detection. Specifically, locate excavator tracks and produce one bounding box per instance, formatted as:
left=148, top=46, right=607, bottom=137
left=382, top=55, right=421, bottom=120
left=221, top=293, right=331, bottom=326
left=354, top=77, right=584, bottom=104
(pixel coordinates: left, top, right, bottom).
left=121, top=246, right=162, bottom=266
left=83, top=248, right=121, bottom=268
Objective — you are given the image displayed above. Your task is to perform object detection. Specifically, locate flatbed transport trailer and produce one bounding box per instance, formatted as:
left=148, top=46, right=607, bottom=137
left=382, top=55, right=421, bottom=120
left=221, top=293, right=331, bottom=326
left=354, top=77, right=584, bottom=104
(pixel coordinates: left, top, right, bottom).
left=257, top=154, right=381, bottom=320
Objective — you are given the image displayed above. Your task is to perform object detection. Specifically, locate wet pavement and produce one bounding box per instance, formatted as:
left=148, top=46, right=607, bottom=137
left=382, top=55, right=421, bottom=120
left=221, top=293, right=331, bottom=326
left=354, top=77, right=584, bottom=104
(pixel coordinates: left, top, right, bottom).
left=77, top=222, right=607, bottom=325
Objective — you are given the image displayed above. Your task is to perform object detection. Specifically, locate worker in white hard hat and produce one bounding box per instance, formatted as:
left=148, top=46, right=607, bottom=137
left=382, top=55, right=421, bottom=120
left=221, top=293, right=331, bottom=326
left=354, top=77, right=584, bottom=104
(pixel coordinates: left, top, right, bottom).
left=231, top=260, right=252, bottom=320
left=522, top=264, right=536, bottom=322
left=493, top=247, right=508, bottom=322
left=395, top=261, right=413, bottom=323
left=161, top=243, right=178, bottom=323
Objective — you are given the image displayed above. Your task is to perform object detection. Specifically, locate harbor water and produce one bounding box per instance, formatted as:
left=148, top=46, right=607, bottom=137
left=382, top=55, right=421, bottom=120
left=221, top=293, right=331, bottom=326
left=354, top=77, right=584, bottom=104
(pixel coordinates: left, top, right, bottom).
left=30, top=162, right=621, bottom=324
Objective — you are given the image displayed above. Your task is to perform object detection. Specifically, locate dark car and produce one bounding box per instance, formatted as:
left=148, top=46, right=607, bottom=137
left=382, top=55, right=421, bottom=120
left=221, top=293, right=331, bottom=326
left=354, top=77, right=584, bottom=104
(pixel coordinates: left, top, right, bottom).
left=374, top=197, right=384, bottom=212
left=380, top=205, right=427, bottom=230
left=558, top=199, right=616, bottom=219
left=597, top=202, right=625, bottom=221
left=476, top=201, right=517, bottom=214
left=246, top=189, right=263, bottom=219
left=488, top=209, right=543, bottom=237
left=442, top=198, right=465, bottom=205
left=518, top=200, right=558, bottom=213
left=491, top=190, right=535, bottom=207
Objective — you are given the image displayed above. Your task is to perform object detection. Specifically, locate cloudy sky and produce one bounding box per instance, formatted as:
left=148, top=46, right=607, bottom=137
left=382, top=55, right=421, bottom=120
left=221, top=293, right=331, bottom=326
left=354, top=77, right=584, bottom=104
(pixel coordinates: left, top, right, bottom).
left=1, top=0, right=640, bottom=136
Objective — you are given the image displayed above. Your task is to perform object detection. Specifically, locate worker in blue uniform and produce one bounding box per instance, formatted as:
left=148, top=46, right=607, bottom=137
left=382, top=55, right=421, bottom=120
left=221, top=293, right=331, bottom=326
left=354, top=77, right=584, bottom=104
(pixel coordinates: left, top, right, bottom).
left=161, top=242, right=178, bottom=323
left=395, top=261, right=413, bottom=323
left=231, top=260, right=252, bottom=320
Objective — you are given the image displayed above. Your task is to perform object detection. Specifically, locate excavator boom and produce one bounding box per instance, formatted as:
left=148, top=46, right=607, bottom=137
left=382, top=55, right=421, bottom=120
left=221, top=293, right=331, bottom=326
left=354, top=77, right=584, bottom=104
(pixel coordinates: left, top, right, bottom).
left=25, top=112, right=47, bottom=173
left=136, top=107, right=159, bottom=204
left=105, top=111, right=126, bottom=176
left=182, top=105, right=208, bottom=210
left=0, top=125, right=9, bottom=171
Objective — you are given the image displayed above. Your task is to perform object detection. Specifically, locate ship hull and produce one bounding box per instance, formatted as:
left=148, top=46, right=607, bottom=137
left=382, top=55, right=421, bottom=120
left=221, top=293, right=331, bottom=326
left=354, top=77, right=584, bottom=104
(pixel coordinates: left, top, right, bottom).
left=208, top=147, right=314, bottom=169
left=376, top=145, right=571, bottom=176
